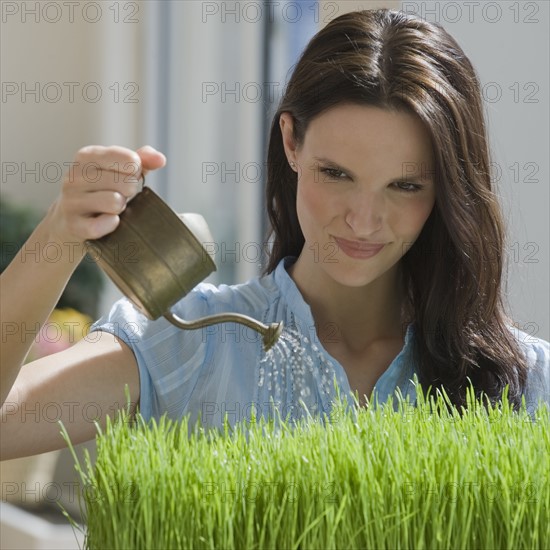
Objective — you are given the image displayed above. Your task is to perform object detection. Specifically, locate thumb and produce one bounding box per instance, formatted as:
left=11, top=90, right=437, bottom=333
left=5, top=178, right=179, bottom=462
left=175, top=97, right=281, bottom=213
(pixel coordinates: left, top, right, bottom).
left=136, top=145, right=167, bottom=175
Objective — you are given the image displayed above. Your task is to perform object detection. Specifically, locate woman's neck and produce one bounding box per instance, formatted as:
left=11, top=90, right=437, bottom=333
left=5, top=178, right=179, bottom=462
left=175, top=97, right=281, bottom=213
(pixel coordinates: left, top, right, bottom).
left=288, top=257, right=406, bottom=354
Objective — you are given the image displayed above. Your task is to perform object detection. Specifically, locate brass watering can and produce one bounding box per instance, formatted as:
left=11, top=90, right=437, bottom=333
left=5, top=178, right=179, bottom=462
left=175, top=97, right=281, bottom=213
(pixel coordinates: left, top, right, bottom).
left=85, top=180, right=283, bottom=351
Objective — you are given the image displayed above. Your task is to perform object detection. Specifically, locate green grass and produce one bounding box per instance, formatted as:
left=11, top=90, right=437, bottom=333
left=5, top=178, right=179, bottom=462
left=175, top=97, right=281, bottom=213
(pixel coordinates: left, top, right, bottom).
left=62, top=380, right=549, bottom=549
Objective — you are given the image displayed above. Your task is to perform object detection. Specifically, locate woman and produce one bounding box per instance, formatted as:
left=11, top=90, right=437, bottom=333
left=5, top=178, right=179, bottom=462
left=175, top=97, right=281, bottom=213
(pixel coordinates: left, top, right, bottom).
left=1, top=9, right=548, bottom=460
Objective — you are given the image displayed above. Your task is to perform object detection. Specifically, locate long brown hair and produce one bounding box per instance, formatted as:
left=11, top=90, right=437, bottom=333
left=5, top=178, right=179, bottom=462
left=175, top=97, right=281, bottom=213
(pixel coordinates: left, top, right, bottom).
left=264, top=9, right=529, bottom=410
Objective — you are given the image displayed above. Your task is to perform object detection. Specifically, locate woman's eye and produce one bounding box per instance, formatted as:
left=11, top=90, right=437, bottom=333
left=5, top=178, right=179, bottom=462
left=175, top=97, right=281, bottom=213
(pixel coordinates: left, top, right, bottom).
left=320, top=167, right=347, bottom=180
left=318, top=168, right=423, bottom=192
left=394, top=181, right=422, bottom=193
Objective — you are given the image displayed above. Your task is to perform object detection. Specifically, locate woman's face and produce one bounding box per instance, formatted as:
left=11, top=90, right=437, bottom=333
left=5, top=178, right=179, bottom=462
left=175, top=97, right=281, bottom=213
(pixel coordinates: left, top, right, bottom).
left=280, top=103, right=436, bottom=288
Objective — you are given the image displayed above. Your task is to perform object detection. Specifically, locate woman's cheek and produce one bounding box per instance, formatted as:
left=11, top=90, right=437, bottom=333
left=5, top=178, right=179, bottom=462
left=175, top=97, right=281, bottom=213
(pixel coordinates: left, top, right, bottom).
left=407, top=196, right=436, bottom=235
left=297, top=180, right=328, bottom=224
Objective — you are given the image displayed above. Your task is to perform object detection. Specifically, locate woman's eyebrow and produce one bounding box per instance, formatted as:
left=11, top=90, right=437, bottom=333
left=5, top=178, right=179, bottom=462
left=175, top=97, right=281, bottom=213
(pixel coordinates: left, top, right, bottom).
left=311, top=156, right=434, bottom=182
left=311, top=156, right=359, bottom=178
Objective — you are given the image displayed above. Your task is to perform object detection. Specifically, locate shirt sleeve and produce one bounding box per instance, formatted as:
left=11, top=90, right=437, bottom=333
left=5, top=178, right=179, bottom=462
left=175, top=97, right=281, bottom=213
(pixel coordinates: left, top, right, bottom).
left=88, top=285, right=216, bottom=422
left=514, top=329, right=550, bottom=415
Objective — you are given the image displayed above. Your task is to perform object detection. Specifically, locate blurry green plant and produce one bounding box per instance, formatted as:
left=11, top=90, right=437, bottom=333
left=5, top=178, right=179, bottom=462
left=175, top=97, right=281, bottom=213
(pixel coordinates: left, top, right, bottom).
left=0, top=198, right=104, bottom=319
left=62, top=379, right=549, bottom=550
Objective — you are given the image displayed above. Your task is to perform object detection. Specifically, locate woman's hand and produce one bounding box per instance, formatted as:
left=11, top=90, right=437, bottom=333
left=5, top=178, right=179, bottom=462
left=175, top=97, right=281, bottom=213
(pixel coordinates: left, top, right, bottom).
left=46, top=145, right=166, bottom=244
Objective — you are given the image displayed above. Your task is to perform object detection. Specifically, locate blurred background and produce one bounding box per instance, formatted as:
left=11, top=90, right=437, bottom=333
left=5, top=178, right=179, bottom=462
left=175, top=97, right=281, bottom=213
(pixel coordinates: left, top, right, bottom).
left=1, top=0, right=548, bottom=547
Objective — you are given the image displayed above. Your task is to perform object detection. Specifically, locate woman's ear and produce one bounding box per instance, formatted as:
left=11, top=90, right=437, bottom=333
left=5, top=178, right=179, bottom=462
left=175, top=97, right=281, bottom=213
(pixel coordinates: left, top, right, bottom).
left=279, top=112, right=297, bottom=163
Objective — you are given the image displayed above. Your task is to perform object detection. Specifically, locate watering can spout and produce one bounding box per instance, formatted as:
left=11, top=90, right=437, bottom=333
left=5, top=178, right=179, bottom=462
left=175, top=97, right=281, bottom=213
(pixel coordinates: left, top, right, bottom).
left=164, top=312, right=283, bottom=352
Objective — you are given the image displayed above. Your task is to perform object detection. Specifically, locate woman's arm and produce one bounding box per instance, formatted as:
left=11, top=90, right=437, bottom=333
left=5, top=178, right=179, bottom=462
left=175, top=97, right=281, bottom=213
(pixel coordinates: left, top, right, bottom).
left=0, top=211, right=87, bottom=406
left=0, top=330, right=139, bottom=460
left=0, top=145, right=166, bottom=459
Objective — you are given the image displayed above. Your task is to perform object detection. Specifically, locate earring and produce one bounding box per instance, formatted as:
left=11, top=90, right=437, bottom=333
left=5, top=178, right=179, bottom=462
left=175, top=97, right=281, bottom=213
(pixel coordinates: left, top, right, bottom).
left=289, top=161, right=296, bottom=170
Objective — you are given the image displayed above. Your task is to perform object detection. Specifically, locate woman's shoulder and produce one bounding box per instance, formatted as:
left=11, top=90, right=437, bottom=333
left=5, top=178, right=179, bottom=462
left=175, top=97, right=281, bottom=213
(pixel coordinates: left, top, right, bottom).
left=508, top=326, right=550, bottom=412
left=508, top=325, right=549, bottom=367
left=173, top=265, right=282, bottom=316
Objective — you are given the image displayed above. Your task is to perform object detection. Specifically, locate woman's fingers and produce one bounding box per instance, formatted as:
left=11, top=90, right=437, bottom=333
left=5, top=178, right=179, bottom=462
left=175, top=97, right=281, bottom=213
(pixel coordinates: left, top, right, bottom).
left=49, top=145, right=166, bottom=243
left=136, top=145, right=167, bottom=176
left=65, top=145, right=142, bottom=192
left=64, top=169, right=140, bottom=202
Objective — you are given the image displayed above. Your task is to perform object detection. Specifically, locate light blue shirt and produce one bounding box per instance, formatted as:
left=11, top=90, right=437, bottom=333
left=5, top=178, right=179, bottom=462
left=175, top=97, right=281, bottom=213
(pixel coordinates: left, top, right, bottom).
left=91, top=257, right=550, bottom=429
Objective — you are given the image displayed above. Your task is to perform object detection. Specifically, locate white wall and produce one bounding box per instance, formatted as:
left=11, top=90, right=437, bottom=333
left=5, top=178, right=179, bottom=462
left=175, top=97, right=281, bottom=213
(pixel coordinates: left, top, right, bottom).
left=0, top=0, right=144, bottom=208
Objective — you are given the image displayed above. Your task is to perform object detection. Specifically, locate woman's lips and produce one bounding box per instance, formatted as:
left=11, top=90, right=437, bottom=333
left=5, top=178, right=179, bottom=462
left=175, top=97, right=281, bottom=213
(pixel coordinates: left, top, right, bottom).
left=333, top=237, right=386, bottom=259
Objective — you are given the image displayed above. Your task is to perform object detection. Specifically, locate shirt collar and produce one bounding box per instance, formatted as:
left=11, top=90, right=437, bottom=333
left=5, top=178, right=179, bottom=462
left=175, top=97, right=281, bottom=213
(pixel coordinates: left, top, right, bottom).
left=272, top=256, right=415, bottom=348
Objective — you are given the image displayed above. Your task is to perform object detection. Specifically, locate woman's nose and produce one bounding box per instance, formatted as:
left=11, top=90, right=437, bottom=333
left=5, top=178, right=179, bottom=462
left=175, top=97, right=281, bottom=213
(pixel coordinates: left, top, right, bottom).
left=344, top=188, right=384, bottom=236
